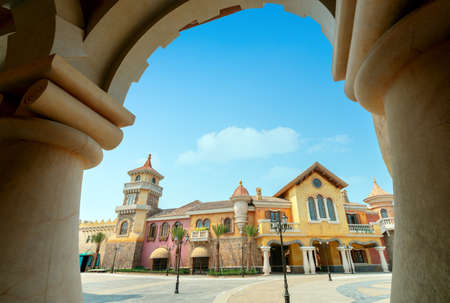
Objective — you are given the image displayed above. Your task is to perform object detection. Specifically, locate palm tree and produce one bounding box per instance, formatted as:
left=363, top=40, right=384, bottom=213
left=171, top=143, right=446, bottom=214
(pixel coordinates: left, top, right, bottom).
left=171, top=226, right=188, bottom=294
left=212, top=223, right=228, bottom=272
left=90, top=232, right=106, bottom=269
left=244, top=224, right=258, bottom=271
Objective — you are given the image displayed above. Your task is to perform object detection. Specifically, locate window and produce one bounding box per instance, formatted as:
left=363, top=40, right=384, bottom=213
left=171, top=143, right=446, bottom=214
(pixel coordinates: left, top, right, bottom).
left=224, top=218, right=231, bottom=233
left=148, top=223, right=157, bottom=240
left=380, top=209, right=388, bottom=218
left=152, top=177, right=156, bottom=184
left=135, top=175, right=141, bottom=182
left=346, top=214, right=360, bottom=224
left=196, top=219, right=202, bottom=228
left=119, top=221, right=128, bottom=235
left=203, top=219, right=210, bottom=229
left=313, top=178, right=322, bottom=188
left=326, top=198, right=336, bottom=221
left=317, top=195, right=327, bottom=218
left=174, top=221, right=182, bottom=229
left=86, top=235, right=90, bottom=243
left=126, top=193, right=136, bottom=205
left=270, top=211, right=280, bottom=222
left=160, top=222, right=169, bottom=238
left=308, top=197, right=318, bottom=221
left=352, top=250, right=367, bottom=263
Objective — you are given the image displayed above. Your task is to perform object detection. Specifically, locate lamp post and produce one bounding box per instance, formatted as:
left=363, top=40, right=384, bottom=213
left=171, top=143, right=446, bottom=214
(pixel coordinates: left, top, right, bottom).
left=241, top=239, right=246, bottom=278
left=174, top=233, right=189, bottom=294
left=110, top=244, right=119, bottom=273
left=320, top=241, right=332, bottom=281
left=271, top=211, right=290, bottom=303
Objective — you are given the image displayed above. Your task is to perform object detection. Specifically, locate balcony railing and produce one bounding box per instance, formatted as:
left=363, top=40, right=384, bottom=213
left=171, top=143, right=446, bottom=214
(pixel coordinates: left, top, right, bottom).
left=378, top=217, right=395, bottom=233
left=348, top=224, right=374, bottom=234
left=123, top=181, right=163, bottom=194
left=258, top=221, right=301, bottom=234
left=190, top=230, right=209, bottom=242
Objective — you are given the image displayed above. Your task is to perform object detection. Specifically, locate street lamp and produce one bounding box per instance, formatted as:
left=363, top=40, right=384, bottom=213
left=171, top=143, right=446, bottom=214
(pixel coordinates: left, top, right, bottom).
left=271, top=211, right=290, bottom=303
left=319, top=241, right=332, bottom=281
left=110, top=244, right=120, bottom=273
left=174, top=233, right=189, bottom=294
left=240, top=239, right=247, bottom=278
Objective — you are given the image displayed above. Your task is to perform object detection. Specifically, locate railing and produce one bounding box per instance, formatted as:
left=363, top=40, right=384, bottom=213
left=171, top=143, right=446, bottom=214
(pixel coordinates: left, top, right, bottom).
left=123, top=181, right=163, bottom=194
left=378, top=217, right=395, bottom=233
left=190, top=230, right=209, bottom=242
left=348, top=224, right=374, bottom=233
left=258, top=221, right=301, bottom=234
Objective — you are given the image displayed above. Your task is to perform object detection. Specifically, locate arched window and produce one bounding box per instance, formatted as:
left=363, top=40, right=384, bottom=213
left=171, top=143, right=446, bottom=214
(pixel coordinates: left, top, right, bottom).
left=326, top=198, right=336, bottom=221
left=148, top=223, right=157, bottom=240
left=317, top=195, right=327, bottom=218
left=203, top=219, right=210, bottom=229
left=196, top=219, right=202, bottom=228
left=224, top=218, right=231, bottom=233
left=152, top=177, right=156, bottom=184
left=126, top=193, right=136, bottom=205
left=380, top=209, right=388, bottom=218
left=308, top=197, right=317, bottom=221
left=135, top=175, right=141, bottom=182
left=86, top=235, right=90, bottom=243
left=119, top=221, right=128, bottom=235
left=160, top=222, right=169, bottom=238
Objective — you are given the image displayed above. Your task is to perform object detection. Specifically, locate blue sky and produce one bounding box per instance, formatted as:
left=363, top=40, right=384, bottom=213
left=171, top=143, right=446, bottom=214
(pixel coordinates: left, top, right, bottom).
left=80, top=4, right=392, bottom=221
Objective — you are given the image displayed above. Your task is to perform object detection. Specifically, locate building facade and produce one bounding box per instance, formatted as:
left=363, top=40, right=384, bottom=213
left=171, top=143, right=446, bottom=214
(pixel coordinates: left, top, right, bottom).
left=79, top=156, right=395, bottom=274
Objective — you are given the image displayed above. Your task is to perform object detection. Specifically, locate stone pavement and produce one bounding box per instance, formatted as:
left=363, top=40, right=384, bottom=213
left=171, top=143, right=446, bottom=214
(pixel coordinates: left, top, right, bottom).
left=81, top=272, right=391, bottom=303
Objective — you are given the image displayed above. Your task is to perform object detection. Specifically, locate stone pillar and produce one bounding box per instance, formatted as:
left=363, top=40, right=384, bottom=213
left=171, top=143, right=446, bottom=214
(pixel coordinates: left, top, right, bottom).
left=307, top=248, right=316, bottom=274
left=338, top=247, right=350, bottom=273
left=260, top=246, right=271, bottom=275
left=346, top=248, right=355, bottom=273
left=354, top=2, right=450, bottom=301
left=0, top=118, right=102, bottom=303
left=375, top=246, right=389, bottom=272
left=301, top=247, right=310, bottom=274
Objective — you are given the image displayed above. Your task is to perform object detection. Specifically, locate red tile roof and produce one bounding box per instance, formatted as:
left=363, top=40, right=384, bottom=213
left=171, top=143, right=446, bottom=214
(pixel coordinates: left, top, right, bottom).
left=128, top=154, right=163, bottom=178
left=232, top=181, right=249, bottom=197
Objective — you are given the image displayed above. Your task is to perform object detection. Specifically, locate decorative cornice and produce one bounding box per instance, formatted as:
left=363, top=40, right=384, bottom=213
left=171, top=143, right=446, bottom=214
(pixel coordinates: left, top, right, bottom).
left=146, top=215, right=189, bottom=221
left=115, top=204, right=151, bottom=215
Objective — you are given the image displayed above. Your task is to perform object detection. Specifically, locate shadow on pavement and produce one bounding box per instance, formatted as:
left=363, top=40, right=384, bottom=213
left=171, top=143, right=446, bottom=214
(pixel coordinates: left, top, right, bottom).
left=83, top=293, right=143, bottom=302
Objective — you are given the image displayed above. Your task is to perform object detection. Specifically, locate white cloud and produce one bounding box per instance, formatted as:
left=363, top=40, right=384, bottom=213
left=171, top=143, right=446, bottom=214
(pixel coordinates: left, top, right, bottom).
left=177, top=126, right=300, bottom=165
left=307, top=134, right=351, bottom=153
left=262, top=166, right=299, bottom=181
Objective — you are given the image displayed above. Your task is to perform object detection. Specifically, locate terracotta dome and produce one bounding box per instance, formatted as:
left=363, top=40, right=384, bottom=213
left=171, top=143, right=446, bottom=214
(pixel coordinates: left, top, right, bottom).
left=232, top=181, right=249, bottom=197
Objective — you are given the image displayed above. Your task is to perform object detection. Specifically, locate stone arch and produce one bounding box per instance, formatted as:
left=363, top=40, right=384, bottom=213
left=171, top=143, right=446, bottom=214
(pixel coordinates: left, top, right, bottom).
left=82, top=0, right=336, bottom=102
left=310, top=238, right=343, bottom=246
left=348, top=240, right=379, bottom=248
left=267, top=239, right=304, bottom=247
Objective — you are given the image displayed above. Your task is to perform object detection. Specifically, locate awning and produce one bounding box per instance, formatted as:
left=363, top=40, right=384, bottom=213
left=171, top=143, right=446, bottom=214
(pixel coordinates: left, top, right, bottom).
left=150, top=247, right=169, bottom=259
left=191, top=246, right=209, bottom=258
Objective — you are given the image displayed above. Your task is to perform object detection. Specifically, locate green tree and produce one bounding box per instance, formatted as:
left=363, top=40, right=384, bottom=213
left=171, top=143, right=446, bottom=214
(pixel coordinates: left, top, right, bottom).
left=212, top=223, right=228, bottom=272
left=244, top=224, right=258, bottom=271
left=90, top=232, right=106, bottom=269
left=171, top=226, right=187, bottom=271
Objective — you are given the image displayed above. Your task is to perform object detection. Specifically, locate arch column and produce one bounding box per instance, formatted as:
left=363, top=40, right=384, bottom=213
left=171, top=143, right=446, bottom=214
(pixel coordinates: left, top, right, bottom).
left=338, top=246, right=350, bottom=273
left=306, top=247, right=316, bottom=274
left=300, top=247, right=310, bottom=274
left=375, top=246, right=389, bottom=273
left=354, top=2, right=450, bottom=301
left=260, top=246, right=271, bottom=275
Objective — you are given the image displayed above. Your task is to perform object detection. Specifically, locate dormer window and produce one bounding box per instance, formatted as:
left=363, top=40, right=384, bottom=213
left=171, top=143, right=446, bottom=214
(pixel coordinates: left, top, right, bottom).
left=135, top=175, right=141, bottom=182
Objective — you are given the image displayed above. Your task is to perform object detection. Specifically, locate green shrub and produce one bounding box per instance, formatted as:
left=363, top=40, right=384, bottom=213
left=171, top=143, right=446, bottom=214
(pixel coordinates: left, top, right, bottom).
left=115, top=267, right=190, bottom=274
left=207, top=268, right=260, bottom=276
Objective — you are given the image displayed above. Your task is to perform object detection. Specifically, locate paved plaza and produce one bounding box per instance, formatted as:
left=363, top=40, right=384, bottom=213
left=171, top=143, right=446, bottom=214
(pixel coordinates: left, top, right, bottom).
left=82, top=273, right=392, bottom=303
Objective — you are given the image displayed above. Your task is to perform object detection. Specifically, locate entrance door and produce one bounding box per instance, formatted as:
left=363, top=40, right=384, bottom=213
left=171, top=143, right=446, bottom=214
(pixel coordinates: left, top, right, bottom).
left=270, top=245, right=289, bottom=272
left=192, top=257, right=209, bottom=274
left=152, top=258, right=168, bottom=271
left=80, top=256, right=90, bottom=272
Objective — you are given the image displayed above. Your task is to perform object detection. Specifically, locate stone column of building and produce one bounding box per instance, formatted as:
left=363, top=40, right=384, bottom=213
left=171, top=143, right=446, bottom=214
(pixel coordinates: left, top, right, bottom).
left=345, top=248, right=355, bottom=273
left=353, top=2, right=450, bottom=301
left=306, top=248, right=316, bottom=274
left=260, top=246, right=271, bottom=275
left=375, top=247, right=389, bottom=273
left=300, top=247, right=310, bottom=274
left=338, top=246, right=350, bottom=273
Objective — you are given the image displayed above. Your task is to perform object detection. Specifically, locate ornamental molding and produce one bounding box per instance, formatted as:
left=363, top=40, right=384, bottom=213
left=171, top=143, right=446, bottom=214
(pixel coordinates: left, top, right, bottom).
left=253, top=201, right=292, bottom=208
left=146, top=215, right=189, bottom=221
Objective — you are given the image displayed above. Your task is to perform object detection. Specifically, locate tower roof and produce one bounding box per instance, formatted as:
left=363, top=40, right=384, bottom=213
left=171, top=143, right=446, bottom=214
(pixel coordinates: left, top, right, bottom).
left=128, top=154, right=164, bottom=179
left=232, top=181, right=249, bottom=197
left=367, top=178, right=391, bottom=197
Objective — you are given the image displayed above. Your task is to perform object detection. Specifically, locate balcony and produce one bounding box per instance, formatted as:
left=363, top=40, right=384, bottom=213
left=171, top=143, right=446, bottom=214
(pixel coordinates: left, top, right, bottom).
left=115, top=204, right=151, bottom=215
left=190, top=230, right=209, bottom=242
left=348, top=224, right=375, bottom=234
left=378, top=217, right=395, bottom=233
left=258, top=220, right=301, bottom=234
left=123, top=181, right=163, bottom=194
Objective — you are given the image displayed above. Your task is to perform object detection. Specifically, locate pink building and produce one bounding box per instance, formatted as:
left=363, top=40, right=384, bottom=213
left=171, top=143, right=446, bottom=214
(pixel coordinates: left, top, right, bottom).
left=141, top=201, right=200, bottom=270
